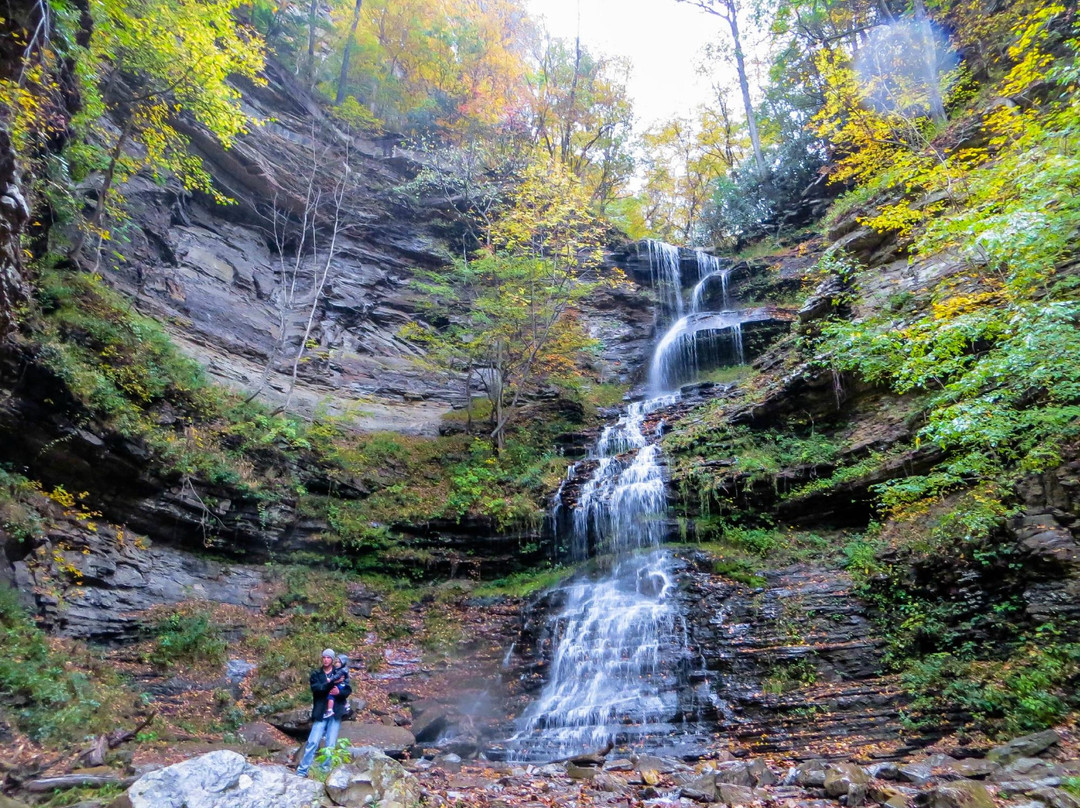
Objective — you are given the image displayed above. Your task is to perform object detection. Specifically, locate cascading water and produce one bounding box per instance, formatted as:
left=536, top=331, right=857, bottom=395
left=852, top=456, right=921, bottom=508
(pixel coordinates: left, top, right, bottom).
left=692, top=250, right=731, bottom=311
left=507, top=243, right=740, bottom=760
left=649, top=247, right=760, bottom=391
left=508, top=396, right=689, bottom=759
left=644, top=240, right=684, bottom=322
left=648, top=311, right=754, bottom=392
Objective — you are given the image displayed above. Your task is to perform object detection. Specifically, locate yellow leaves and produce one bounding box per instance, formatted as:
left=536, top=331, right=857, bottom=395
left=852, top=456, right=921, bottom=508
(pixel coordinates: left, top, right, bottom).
left=931, top=291, right=1002, bottom=321
left=1000, top=3, right=1066, bottom=97
left=89, top=0, right=265, bottom=197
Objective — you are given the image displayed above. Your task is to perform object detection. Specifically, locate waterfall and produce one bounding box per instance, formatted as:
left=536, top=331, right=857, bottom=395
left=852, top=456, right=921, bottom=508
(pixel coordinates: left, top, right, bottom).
left=648, top=312, right=756, bottom=392
left=508, top=395, right=688, bottom=759
left=644, top=240, right=684, bottom=321
left=507, top=242, right=745, bottom=760
left=692, top=250, right=732, bottom=312
left=651, top=247, right=755, bottom=390
left=690, top=269, right=732, bottom=312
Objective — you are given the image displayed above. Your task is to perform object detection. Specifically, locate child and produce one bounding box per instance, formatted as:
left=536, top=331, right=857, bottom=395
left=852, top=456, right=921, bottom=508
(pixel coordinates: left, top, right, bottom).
left=322, top=653, right=351, bottom=719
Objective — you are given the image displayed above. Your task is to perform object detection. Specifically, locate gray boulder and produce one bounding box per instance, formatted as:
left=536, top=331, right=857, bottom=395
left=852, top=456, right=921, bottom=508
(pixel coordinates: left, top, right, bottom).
left=793, top=759, right=829, bottom=788
left=123, top=750, right=323, bottom=808
left=715, top=760, right=755, bottom=787
left=824, top=763, right=870, bottom=798
left=680, top=773, right=717, bottom=802
left=323, top=748, right=420, bottom=808
left=927, top=780, right=996, bottom=808
left=1027, top=787, right=1080, bottom=808
left=268, top=707, right=313, bottom=737
left=337, top=724, right=415, bottom=758
left=987, top=731, right=1060, bottom=766
left=941, top=759, right=999, bottom=781
left=717, top=783, right=761, bottom=806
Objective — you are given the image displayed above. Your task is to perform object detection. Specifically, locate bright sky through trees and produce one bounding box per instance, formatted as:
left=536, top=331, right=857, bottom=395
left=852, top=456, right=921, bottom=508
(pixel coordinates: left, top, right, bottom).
left=525, top=0, right=734, bottom=129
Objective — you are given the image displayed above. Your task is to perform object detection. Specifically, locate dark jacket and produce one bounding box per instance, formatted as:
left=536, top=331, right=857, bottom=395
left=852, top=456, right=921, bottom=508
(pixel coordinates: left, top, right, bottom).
left=308, top=668, right=351, bottom=721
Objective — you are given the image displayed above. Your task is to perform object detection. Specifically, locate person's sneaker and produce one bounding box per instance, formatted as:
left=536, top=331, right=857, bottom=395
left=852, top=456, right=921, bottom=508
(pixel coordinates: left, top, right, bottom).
left=322, top=708, right=333, bottom=719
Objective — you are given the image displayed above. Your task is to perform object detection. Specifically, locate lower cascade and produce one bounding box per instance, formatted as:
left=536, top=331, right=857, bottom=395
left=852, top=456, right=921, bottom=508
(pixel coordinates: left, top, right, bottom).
left=506, top=397, right=696, bottom=760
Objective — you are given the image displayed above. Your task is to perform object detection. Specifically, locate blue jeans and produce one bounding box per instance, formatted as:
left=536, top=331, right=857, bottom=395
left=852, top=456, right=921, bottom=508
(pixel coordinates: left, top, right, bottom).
left=296, top=716, right=342, bottom=776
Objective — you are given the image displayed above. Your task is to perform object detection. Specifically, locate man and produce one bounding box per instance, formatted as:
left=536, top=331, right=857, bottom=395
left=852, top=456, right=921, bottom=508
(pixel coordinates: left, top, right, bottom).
left=296, top=648, right=350, bottom=777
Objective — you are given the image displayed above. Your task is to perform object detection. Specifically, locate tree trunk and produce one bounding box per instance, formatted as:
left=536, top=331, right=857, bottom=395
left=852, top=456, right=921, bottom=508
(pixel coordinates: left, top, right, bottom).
left=306, top=0, right=319, bottom=87
left=724, top=0, right=766, bottom=175
left=335, top=0, right=362, bottom=105
left=68, top=112, right=134, bottom=261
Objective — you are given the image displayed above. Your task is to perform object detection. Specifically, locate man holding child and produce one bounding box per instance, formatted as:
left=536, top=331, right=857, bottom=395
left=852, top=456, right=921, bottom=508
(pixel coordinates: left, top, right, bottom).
left=296, top=648, right=352, bottom=777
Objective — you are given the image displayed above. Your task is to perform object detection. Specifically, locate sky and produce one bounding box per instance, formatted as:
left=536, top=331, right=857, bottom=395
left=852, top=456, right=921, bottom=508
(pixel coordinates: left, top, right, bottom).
left=524, top=0, right=734, bottom=131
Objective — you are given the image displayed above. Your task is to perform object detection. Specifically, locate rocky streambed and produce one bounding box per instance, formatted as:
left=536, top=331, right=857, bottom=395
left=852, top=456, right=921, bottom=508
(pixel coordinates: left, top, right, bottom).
left=15, top=725, right=1077, bottom=808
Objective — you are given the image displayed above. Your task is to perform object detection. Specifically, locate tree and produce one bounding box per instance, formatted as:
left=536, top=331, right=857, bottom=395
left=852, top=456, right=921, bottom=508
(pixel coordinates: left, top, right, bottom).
left=527, top=36, right=635, bottom=208
left=640, top=110, right=736, bottom=242
left=678, top=0, right=766, bottom=175
left=335, top=0, right=362, bottom=104
left=69, top=0, right=265, bottom=259
left=405, top=159, right=615, bottom=451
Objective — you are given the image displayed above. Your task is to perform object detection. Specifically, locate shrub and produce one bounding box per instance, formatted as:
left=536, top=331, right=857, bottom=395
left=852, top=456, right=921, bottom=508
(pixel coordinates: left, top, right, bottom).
left=149, top=611, right=227, bottom=667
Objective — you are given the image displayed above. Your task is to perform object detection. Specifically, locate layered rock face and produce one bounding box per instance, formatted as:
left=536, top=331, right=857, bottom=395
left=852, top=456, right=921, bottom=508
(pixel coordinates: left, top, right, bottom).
left=97, top=65, right=654, bottom=434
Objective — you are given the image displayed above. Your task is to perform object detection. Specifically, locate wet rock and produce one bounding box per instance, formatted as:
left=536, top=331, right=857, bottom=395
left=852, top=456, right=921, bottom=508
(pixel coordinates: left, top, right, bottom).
left=434, top=754, right=462, bottom=773
left=1027, top=787, right=1080, bottom=808
left=869, top=784, right=911, bottom=808
left=940, top=759, right=999, bottom=780
left=824, top=763, right=870, bottom=798
left=680, top=773, right=716, bottom=802
left=566, top=762, right=598, bottom=780
left=746, top=758, right=777, bottom=786
left=409, top=701, right=449, bottom=743
left=897, top=761, right=935, bottom=786
left=794, top=760, right=829, bottom=788
left=338, top=724, right=415, bottom=758
left=848, top=782, right=869, bottom=807
left=992, top=758, right=1064, bottom=785
left=324, top=748, right=420, bottom=808
left=926, top=780, right=996, bottom=808
left=715, top=760, right=755, bottom=787
left=266, top=707, right=312, bottom=737
left=441, top=734, right=479, bottom=759
left=868, top=763, right=901, bottom=781
left=591, top=772, right=628, bottom=792
left=635, top=755, right=679, bottom=774
left=122, top=750, right=321, bottom=808
left=716, top=783, right=760, bottom=806
left=987, top=730, right=1060, bottom=765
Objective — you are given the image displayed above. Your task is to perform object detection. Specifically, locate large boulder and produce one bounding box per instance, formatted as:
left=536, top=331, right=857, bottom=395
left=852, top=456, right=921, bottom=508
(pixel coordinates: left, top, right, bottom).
left=824, top=762, right=870, bottom=798
left=268, top=707, right=313, bottom=737
left=337, top=724, right=415, bottom=758
left=121, top=750, right=323, bottom=808
left=987, top=730, right=1060, bottom=766
left=927, top=780, right=996, bottom=808
left=324, top=748, right=420, bottom=808
left=408, top=701, right=450, bottom=744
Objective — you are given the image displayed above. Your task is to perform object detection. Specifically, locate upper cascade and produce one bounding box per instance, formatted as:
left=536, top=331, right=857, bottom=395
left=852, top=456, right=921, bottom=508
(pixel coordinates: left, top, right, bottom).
left=645, top=242, right=750, bottom=393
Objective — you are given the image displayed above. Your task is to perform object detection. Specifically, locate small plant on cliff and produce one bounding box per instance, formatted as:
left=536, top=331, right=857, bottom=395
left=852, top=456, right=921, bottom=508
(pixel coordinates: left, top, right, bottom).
left=404, top=159, right=616, bottom=452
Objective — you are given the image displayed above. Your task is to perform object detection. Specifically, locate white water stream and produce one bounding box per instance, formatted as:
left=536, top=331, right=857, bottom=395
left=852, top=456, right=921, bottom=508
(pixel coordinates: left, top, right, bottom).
left=509, top=241, right=746, bottom=759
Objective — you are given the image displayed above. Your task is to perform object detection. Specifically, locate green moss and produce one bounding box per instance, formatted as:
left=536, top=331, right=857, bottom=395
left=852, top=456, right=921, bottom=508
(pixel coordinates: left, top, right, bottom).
left=472, top=565, right=573, bottom=599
